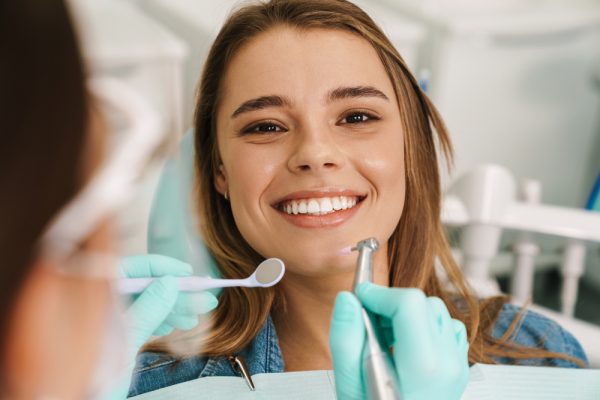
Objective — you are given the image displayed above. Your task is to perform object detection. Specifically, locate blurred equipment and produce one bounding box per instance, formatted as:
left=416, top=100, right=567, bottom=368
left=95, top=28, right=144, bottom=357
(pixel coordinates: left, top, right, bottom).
left=377, top=0, right=600, bottom=208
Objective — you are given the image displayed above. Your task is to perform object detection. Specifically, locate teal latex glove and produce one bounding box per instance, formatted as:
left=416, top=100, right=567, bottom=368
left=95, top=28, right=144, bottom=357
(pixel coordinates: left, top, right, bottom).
left=329, top=282, right=469, bottom=400
left=121, top=254, right=218, bottom=351
left=103, top=254, right=218, bottom=400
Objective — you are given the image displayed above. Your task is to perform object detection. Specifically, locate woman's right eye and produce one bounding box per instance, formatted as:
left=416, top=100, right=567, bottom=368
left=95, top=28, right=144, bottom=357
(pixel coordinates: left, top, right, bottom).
left=242, top=122, right=286, bottom=134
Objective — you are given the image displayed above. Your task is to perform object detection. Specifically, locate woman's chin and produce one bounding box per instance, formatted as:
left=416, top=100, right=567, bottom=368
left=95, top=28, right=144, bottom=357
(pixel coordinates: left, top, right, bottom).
left=281, top=253, right=358, bottom=278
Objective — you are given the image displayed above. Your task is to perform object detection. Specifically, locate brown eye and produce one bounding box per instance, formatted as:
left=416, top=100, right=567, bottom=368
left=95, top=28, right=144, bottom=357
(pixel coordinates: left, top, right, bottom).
left=243, top=122, right=286, bottom=134
left=341, top=112, right=378, bottom=124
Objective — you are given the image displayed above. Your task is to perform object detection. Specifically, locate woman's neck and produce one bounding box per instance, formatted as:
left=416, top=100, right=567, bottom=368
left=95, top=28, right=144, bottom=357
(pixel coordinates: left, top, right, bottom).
left=272, top=256, right=389, bottom=372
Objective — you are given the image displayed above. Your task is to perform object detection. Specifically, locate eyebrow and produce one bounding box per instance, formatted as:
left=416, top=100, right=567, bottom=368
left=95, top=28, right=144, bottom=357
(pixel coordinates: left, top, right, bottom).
left=231, top=95, right=292, bottom=118
left=230, top=85, right=389, bottom=118
left=327, top=86, right=389, bottom=102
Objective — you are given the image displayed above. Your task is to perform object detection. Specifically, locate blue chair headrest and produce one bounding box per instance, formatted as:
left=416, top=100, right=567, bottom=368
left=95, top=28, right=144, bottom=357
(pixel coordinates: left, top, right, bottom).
left=147, top=129, right=220, bottom=277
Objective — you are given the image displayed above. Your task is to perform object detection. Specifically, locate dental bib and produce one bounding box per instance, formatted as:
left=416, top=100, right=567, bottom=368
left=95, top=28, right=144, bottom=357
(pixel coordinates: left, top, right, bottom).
left=129, top=364, right=600, bottom=399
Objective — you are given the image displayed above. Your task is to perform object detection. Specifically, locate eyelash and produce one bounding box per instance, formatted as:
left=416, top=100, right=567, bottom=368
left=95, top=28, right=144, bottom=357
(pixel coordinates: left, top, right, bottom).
left=242, top=120, right=286, bottom=134
left=240, top=111, right=380, bottom=135
left=340, top=111, right=379, bottom=125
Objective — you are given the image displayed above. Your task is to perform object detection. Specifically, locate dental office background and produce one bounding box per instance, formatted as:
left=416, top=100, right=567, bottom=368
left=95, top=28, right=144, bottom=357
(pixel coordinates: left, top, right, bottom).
left=69, top=0, right=600, bottom=361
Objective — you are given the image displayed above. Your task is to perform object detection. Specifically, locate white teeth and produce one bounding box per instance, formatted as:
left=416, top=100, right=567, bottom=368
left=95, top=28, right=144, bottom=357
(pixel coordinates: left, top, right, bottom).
left=280, top=196, right=361, bottom=215
left=332, top=197, right=342, bottom=210
left=298, top=200, right=307, bottom=214
left=307, top=199, right=320, bottom=214
left=319, top=198, right=333, bottom=213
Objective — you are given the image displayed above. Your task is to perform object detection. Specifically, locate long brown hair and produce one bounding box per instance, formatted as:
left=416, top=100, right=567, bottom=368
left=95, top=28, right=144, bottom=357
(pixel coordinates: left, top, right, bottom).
left=149, top=0, right=583, bottom=366
left=0, top=0, right=88, bottom=357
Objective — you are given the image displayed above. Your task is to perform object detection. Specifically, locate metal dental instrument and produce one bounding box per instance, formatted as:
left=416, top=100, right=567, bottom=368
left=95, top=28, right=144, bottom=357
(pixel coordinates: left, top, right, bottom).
left=117, top=258, right=285, bottom=294
left=352, top=238, right=401, bottom=400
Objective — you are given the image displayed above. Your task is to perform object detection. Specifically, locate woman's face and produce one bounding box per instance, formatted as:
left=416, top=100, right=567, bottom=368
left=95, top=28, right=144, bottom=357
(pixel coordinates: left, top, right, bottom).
left=215, top=27, right=405, bottom=277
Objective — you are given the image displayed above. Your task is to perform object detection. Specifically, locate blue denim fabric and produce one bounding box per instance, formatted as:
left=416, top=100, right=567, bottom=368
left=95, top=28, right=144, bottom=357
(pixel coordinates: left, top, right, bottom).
left=128, top=303, right=588, bottom=397
left=491, top=304, right=588, bottom=368
left=128, top=315, right=284, bottom=397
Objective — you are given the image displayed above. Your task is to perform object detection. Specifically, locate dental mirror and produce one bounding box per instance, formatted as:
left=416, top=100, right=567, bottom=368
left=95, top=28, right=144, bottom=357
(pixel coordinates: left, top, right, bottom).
left=117, top=257, right=286, bottom=294
left=252, top=257, right=286, bottom=287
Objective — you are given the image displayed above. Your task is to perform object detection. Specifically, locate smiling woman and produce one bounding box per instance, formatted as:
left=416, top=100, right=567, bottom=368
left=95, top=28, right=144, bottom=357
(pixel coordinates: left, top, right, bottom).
left=214, top=26, right=406, bottom=270
left=131, top=0, right=588, bottom=398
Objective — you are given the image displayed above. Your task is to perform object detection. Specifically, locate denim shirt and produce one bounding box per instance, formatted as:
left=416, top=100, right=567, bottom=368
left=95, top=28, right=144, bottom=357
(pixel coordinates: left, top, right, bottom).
left=127, top=303, right=589, bottom=397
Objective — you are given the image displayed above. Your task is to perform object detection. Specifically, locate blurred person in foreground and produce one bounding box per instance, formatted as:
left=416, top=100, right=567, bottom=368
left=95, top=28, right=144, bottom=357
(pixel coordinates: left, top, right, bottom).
left=0, top=1, right=216, bottom=398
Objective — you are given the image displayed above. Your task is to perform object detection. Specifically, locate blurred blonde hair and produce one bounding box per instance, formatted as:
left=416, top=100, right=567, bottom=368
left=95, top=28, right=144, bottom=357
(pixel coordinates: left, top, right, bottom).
left=146, top=0, right=583, bottom=367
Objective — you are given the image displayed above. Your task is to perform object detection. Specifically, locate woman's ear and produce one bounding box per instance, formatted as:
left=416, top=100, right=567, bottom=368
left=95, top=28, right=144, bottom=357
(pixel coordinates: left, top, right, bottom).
left=214, top=164, right=228, bottom=197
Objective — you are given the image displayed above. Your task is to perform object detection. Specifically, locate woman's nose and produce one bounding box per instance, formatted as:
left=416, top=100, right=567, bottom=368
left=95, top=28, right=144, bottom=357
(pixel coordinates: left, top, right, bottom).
left=287, top=125, right=345, bottom=173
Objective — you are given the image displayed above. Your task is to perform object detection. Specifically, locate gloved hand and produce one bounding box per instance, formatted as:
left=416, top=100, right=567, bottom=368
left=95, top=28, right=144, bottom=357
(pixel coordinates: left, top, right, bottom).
left=329, top=282, right=469, bottom=400
left=121, top=254, right=218, bottom=354
left=103, top=254, right=218, bottom=399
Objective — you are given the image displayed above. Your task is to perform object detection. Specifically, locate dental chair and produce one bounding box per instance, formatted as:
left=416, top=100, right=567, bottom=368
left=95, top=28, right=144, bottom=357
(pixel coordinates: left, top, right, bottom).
left=443, top=164, right=600, bottom=367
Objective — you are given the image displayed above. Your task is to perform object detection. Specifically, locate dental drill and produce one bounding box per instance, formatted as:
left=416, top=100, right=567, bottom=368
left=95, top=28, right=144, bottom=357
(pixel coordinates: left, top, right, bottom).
left=352, top=238, right=401, bottom=400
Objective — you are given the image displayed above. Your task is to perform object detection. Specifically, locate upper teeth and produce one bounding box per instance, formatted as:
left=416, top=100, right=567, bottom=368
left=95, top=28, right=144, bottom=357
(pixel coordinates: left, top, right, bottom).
left=280, top=196, right=359, bottom=215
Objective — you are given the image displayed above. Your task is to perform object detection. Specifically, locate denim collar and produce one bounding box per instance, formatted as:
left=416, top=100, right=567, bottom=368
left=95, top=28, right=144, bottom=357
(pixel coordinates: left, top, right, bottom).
left=198, top=314, right=285, bottom=377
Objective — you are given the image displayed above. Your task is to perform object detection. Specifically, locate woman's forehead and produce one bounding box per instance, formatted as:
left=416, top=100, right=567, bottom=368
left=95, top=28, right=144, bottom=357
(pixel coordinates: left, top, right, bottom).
left=218, top=26, right=395, bottom=110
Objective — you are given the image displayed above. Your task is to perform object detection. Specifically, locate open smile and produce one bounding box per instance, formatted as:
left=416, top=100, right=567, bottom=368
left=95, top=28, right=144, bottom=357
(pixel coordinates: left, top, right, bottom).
left=272, top=191, right=366, bottom=228
left=276, top=195, right=365, bottom=215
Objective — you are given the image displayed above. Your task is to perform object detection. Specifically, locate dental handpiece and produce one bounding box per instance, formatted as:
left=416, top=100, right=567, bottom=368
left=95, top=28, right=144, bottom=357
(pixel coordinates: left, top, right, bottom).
left=352, top=238, right=401, bottom=400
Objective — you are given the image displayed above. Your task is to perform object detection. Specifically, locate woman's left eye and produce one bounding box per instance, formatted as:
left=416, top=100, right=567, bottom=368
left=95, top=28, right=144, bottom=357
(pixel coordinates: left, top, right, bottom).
left=340, top=112, right=379, bottom=125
